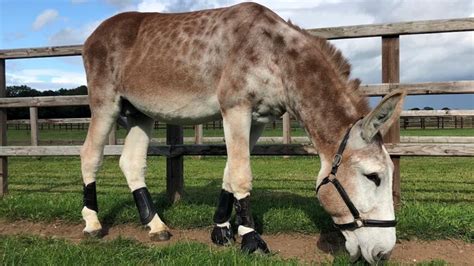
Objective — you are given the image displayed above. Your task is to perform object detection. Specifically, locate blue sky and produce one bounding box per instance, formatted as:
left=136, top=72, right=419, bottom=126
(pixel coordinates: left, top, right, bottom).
left=1, top=0, right=473, bottom=109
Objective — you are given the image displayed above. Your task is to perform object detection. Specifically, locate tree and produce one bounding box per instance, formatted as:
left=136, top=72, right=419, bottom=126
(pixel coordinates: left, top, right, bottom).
left=5, top=85, right=90, bottom=119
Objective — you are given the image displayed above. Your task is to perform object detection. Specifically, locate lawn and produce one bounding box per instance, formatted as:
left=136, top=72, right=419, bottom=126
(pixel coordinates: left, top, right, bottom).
left=0, top=156, right=472, bottom=240
left=7, top=127, right=474, bottom=145
left=1, top=126, right=473, bottom=265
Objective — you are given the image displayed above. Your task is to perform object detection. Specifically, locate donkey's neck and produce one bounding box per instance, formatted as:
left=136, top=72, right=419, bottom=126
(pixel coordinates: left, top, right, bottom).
left=292, top=86, right=363, bottom=158
left=281, top=39, right=369, bottom=158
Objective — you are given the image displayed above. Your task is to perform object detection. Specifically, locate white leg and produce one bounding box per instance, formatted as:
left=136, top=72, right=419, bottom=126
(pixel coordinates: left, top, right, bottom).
left=81, top=103, right=120, bottom=235
left=222, top=122, right=265, bottom=194
left=219, top=107, right=269, bottom=252
left=119, top=114, right=169, bottom=238
left=222, top=105, right=253, bottom=200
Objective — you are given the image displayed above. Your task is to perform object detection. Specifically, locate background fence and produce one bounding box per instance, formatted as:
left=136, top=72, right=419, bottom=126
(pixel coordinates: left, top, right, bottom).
left=1, top=18, right=473, bottom=205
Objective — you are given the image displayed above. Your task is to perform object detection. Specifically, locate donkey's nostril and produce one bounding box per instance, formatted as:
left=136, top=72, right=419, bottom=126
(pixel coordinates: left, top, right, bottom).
left=376, top=251, right=391, bottom=261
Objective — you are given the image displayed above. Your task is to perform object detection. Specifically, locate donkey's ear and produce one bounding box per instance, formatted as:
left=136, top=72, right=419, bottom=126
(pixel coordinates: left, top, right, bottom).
left=361, top=89, right=407, bottom=142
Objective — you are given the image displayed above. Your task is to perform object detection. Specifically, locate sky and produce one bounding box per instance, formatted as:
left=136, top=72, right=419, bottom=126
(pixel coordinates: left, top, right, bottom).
left=1, top=0, right=473, bottom=109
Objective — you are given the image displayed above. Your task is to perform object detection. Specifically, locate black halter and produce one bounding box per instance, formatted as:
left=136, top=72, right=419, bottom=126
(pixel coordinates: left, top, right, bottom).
left=316, top=121, right=397, bottom=230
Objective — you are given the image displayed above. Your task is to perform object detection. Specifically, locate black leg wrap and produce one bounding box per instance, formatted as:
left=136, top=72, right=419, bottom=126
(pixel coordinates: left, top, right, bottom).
left=132, top=187, right=157, bottom=225
left=211, top=225, right=235, bottom=246
left=213, top=189, right=234, bottom=224
left=241, top=231, right=270, bottom=254
left=234, top=196, right=255, bottom=228
left=83, top=182, right=98, bottom=212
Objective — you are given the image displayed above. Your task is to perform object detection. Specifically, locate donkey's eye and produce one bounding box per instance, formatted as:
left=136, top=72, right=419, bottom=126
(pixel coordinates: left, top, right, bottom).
left=364, top=173, right=381, bottom=186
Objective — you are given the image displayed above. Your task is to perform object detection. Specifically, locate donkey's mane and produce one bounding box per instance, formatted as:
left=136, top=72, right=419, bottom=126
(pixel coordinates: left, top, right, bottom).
left=287, top=21, right=370, bottom=115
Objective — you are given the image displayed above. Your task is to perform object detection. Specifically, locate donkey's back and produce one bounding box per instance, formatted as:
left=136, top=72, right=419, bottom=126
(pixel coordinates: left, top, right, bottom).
left=83, top=2, right=291, bottom=124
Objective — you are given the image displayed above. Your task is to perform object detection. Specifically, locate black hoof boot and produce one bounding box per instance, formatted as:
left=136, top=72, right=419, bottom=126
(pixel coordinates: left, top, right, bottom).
left=211, top=225, right=235, bottom=246
left=241, top=231, right=270, bottom=254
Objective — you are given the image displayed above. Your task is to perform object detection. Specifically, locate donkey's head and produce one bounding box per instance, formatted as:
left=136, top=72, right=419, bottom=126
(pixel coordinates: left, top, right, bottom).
left=316, top=90, right=406, bottom=264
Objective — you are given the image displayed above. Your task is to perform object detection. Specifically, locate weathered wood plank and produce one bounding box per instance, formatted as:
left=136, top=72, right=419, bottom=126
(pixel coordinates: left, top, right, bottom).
left=282, top=113, right=291, bottom=145
left=309, top=18, right=474, bottom=39
left=195, top=136, right=474, bottom=144
left=108, top=123, right=117, bottom=145
left=361, top=81, right=474, bottom=96
left=1, top=143, right=473, bottom=157
left=0, top=80, right=472, bottom=108
left=384, top=143, right=474, bottom=156
left=1, top=18, right=472, bottom=59
left=400, top=136, right=474, bottom=143
left=166, top=125, right=183, bottom=203
left=29, top=107, right=39, bottom=146
left=194, top=124, right=203, bottom=144
left=7, top=118, right=91, bottom=125
left=0, top=95, right=88, bottom=107
left=0, top=45, right=82, bottom=59
left=0, top=59, right=7, bottom=197
left=382, top=35, right=401, bottom=207
left=401, top=110, right=474, bottom=117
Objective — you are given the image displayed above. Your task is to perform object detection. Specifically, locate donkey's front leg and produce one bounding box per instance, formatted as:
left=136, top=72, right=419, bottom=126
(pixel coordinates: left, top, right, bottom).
left=212, top=105, right=269, bottom=253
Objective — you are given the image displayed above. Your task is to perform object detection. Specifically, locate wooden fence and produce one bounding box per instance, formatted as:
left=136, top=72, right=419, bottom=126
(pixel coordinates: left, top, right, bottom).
left=1, top=18, right=473, bottom=205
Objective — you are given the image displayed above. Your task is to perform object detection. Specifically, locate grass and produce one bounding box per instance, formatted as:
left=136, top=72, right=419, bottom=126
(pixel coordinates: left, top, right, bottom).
left=0, top=156, right=470, bottom=265
left=0, top=235, right=450, bottom=266
left=7, top=127, right=473, bottom=145
left=0, top=156, right=472, bottom=241
left=0, top=235, right=300, bottom=265
left=1, top=127, right=472, bottom=264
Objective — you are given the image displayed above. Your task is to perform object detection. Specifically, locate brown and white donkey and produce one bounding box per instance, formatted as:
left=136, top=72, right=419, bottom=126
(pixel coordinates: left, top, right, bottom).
left=81, top=2, right=405, bottom=264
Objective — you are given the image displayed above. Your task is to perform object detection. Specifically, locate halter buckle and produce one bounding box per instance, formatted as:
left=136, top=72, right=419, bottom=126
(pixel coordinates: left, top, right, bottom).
left=332, top=154, right=342, bottom=168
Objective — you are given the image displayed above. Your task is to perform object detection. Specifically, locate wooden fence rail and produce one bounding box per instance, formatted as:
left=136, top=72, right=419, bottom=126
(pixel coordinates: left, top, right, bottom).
left=1, top=143, right=473, bottom=157
left=0, top=81, right=473, bottom=108
left=0, top=18, right=473, bottom=204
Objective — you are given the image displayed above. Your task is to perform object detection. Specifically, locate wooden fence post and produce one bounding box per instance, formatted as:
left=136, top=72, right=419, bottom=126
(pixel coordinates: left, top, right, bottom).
left=282, top=113, right=291, bottom=158
left=282, top=113, right=291, bottom=145
left=166, top=124, right=183, bottom=203
left=108, top=123, right=116, bottom=145
left=195, top=124, right=203, bottom=144
left=29, top=107, right=39, bottom=146
left=382, top=35, right=401, bottom=208
left=0, top=59, right=7, bottom=197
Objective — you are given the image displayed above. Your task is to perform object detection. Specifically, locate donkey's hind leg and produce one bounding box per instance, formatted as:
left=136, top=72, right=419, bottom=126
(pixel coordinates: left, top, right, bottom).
left=81, top=100, right=120, bottom=237
left=119, top=112, right=171, bottom=241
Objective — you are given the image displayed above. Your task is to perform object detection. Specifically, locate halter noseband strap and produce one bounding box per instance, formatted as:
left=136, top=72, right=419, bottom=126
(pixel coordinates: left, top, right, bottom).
left=316, top=120, right=397, bottom=230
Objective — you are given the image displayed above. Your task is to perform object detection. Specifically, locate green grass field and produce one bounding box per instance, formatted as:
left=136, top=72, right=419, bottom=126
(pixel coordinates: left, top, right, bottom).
left=1, top=127, right=473, bottom=264
left=7, top=127, right=474, bottom=145
left=0, top=155, right=473, bottom=265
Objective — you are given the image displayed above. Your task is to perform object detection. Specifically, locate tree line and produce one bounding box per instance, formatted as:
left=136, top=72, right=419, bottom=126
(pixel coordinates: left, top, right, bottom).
left=6, top=85, right=90, bottom=119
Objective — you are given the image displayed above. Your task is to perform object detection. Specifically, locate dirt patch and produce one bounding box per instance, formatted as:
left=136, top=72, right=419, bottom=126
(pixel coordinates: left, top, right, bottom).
left=0, top=220, right=472, bottom=265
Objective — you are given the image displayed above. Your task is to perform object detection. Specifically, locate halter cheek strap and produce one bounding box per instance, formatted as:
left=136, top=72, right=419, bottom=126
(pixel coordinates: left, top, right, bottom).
left=316, top=120, right=397, bottom=230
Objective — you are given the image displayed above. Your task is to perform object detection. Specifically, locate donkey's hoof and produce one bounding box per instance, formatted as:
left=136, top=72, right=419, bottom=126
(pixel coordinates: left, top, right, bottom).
left=241, top=231, right=270, bottom=254
left=211, top=225, right=235, bottom=246
left=83, top=229, right=103, bottom=239
left=150, top=230, right=172, bottom=241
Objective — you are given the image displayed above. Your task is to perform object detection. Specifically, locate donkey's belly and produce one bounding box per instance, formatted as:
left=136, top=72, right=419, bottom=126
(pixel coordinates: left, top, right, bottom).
left=126, top=93, right=222, bottom=125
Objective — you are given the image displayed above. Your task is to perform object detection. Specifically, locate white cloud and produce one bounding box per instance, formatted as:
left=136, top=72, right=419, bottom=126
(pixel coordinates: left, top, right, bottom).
left=137, top=0, right=167, bottom=12
left=48, top=20, right=101, bottom=46
left=7, top=68, right=86, bottom=90
left=32, top=9, right=59, bottom=31
left=137, top=0, right=226, bottom=12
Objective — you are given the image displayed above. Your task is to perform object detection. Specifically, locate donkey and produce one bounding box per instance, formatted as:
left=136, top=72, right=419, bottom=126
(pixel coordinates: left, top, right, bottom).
left=81, top=2, right=405, bottom=263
